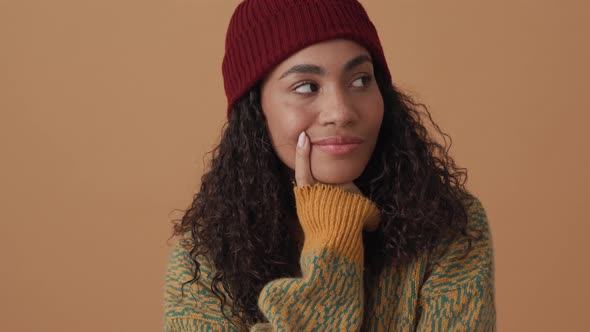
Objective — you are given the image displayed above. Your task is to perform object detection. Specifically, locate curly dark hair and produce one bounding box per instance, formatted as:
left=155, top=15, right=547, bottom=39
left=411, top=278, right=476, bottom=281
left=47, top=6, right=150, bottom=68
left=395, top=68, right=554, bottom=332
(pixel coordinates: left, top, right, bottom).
left=170, top=63, right=479, bottom=331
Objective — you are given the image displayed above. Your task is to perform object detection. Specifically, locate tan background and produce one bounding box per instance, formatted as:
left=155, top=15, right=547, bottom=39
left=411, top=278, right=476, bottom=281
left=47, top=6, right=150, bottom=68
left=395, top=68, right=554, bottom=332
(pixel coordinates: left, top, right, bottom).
left=1, top=1, right=588, bottom=331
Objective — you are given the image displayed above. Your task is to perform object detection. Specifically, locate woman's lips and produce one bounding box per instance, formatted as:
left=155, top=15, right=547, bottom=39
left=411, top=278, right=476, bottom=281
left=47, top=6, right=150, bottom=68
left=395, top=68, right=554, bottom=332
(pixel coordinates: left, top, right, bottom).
left=314, top=143, right=361, bottom=154
left=312, top=135, right=364, bottom=155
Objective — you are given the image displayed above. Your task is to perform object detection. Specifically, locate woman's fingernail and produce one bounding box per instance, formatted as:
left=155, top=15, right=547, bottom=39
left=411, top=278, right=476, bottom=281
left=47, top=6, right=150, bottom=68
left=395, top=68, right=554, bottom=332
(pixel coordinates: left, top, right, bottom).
left=297, top=131, right=306, bottom=148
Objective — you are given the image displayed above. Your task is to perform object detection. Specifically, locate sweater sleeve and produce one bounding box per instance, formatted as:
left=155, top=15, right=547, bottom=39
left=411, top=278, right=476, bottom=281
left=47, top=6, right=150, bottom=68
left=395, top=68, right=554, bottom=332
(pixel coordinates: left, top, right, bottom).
left=163, top=183, right=380, bottom=332
left=416, top=194, right=496, bottom=331
left=255, top=183, right=381, bottom=331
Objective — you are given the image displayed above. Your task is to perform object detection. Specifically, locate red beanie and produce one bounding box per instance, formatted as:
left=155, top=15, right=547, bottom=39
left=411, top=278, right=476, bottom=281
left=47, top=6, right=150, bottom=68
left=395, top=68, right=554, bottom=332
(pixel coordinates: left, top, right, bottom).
left=222, top=0, right=393, bottom=119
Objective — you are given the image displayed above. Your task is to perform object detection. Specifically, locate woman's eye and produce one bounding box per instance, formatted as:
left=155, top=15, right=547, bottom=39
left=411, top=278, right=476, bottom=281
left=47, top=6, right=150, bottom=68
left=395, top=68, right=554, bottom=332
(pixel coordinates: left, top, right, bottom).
left=294, top=82, right=317, bottom=94
left=352, top=75, right=372, bottom=88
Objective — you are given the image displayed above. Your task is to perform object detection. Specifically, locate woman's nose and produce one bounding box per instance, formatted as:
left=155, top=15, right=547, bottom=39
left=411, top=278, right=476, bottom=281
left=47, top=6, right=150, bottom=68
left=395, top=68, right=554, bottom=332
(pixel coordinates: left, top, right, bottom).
left=318, top=88, right=358, bottom=127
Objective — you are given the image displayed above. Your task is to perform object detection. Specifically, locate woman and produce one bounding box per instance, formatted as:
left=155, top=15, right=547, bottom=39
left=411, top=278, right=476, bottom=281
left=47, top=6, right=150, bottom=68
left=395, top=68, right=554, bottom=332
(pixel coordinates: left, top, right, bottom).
left=164, top=0, right=496, bottom=331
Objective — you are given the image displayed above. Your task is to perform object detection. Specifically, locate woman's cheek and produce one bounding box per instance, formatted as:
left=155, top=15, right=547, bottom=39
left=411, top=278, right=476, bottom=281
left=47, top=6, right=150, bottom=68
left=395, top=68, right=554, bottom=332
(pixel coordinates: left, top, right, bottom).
left=284, top=128, right=308, bottom=170
left=269, top=101, right=313, bottom=168
left=270, top=126, right=298, bottom=169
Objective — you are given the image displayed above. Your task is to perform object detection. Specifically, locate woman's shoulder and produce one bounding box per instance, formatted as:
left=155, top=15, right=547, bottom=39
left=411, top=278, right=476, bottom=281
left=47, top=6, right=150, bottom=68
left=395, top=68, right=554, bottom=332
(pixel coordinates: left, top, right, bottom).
left=420, top=190, right=495, bottom=298
left=461, top=191, right=493, bottom=235
left=165, top=232, right=216, bottom=288
left=164, top=232, right=227, bottom=325
left=414, top=191, right=497, bottom=328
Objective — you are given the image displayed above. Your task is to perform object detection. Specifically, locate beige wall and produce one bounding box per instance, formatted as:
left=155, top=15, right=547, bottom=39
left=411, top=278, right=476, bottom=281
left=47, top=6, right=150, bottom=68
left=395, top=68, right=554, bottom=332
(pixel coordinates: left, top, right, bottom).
left=1, top=1, right=588, bottom=331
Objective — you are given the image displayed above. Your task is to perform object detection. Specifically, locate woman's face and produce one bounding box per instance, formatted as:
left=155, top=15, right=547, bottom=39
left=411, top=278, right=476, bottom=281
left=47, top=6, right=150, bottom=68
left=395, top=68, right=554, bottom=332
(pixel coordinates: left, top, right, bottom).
left=261, top=38, right=384, bottom=184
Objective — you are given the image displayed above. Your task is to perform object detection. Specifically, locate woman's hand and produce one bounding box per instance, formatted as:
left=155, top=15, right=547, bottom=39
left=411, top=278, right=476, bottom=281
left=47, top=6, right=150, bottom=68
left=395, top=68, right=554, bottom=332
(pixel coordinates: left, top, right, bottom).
left=294, top=131, right=363, bottom=195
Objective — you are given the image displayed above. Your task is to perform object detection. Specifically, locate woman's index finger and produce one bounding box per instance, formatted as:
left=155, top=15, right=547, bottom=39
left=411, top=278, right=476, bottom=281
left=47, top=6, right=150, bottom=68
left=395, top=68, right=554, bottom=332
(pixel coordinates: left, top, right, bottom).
left=295, top=131, right=314, bottom=187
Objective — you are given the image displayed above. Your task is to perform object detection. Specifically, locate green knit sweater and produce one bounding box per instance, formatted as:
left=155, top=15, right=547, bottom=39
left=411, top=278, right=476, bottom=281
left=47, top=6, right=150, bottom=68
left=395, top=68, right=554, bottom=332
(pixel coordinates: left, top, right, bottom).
left=164, top=183, right=496, bottom=331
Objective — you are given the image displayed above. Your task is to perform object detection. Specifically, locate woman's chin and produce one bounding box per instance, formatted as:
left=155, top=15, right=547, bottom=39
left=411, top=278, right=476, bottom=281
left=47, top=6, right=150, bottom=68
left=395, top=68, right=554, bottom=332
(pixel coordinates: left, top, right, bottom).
left=310, top=165, right=365, bottom=185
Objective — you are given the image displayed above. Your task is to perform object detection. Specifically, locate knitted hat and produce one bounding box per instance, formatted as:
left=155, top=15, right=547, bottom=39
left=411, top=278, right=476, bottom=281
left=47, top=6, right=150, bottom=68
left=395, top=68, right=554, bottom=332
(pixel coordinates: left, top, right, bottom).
left=222, top=0, right=392, bottom=119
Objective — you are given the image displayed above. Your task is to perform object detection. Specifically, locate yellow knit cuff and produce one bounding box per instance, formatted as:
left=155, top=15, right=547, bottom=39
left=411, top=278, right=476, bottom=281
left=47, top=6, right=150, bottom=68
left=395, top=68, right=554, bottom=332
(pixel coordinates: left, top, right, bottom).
left=293, top=183, right=381, bottom=261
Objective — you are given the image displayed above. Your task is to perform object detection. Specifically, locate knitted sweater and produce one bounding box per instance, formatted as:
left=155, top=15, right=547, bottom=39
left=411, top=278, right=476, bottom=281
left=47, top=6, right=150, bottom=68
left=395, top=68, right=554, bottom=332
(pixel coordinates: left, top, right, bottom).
left=164, top=183, right=496, bottom=331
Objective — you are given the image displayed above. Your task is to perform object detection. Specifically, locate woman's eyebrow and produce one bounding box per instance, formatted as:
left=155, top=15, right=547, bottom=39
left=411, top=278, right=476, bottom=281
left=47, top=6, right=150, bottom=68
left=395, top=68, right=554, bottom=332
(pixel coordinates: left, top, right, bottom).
left=279, top=54, right=372, bottom=80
